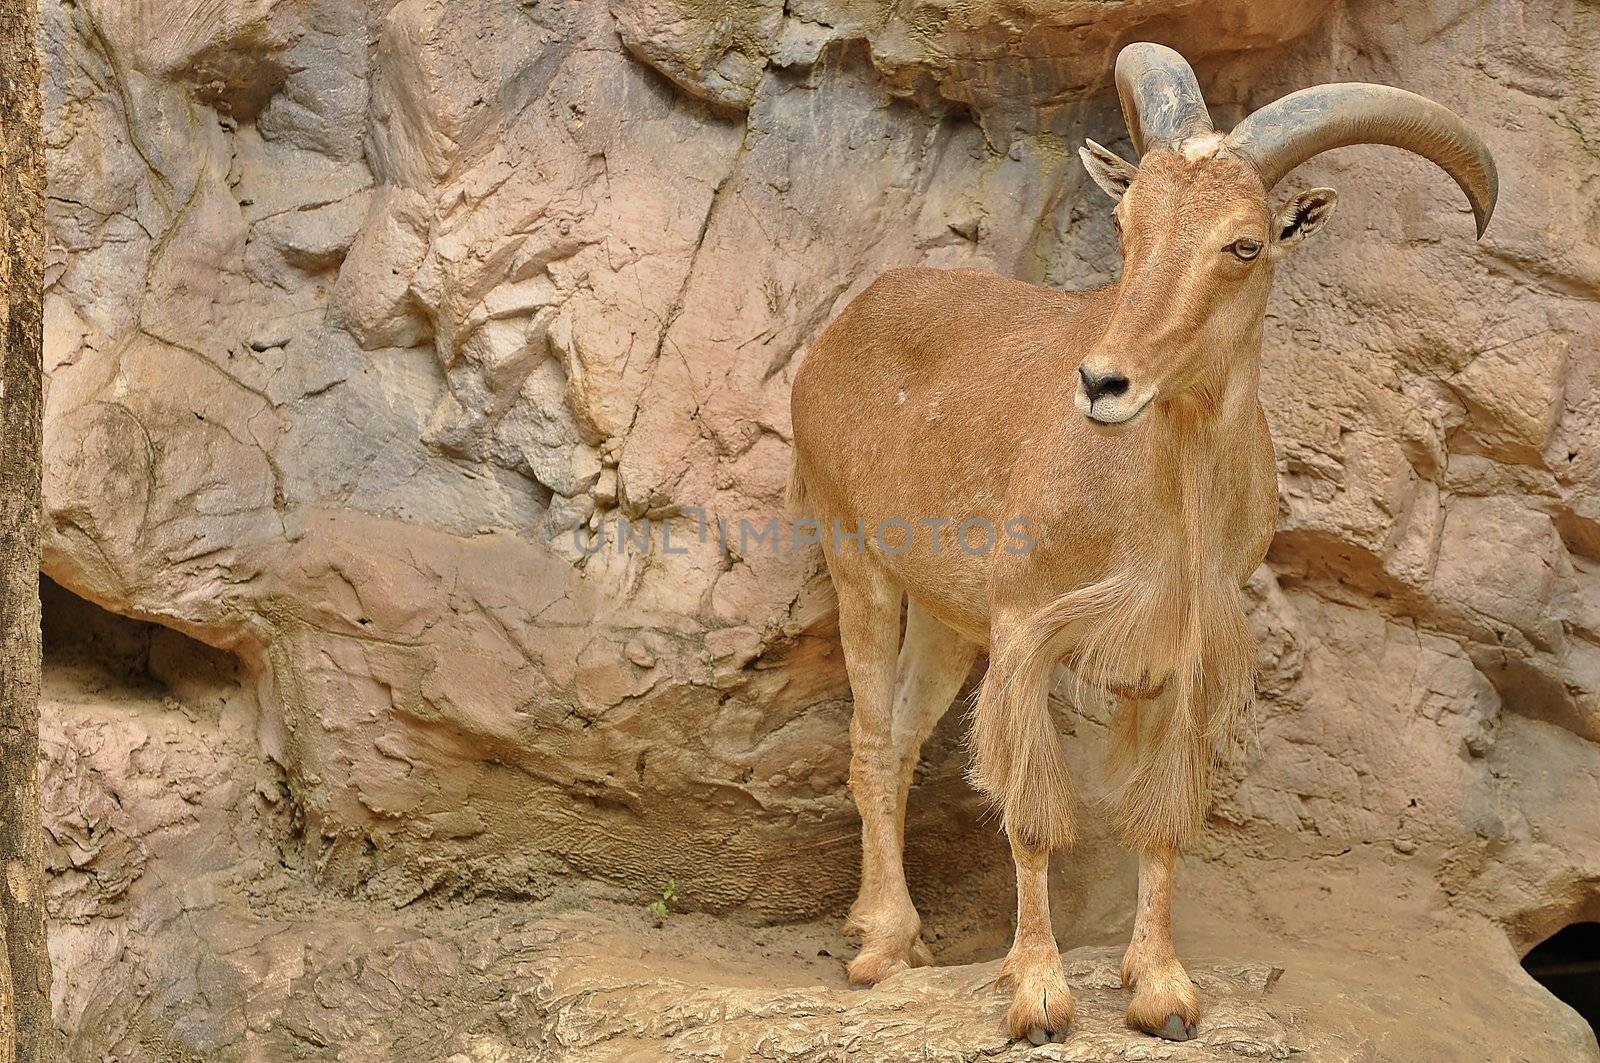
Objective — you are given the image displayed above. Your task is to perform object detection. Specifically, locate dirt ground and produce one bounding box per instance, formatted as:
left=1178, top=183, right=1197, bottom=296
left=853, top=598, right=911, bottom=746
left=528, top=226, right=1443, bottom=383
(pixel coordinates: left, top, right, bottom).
left=36, top=586, right=1598, bottom=1062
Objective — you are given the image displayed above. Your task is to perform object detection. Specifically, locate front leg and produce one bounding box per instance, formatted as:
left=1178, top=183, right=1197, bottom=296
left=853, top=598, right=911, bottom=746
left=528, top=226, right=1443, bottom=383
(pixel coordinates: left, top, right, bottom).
left=1121, top=845, right=1200, bottom=1040
left=997, top=827, right=1075, bottom=1044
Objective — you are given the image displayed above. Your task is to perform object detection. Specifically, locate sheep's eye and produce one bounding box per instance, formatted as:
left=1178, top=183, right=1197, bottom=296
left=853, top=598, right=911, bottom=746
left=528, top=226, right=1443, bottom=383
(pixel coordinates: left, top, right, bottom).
left=1228, top=238, right=1262, bottom=261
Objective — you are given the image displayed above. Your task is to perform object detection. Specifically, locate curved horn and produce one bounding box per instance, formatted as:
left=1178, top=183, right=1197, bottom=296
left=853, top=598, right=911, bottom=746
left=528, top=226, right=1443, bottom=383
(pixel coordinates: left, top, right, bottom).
left=1114, top=43, right=1214, bottom=156
left=1225, top=83, right=1498, bottom=238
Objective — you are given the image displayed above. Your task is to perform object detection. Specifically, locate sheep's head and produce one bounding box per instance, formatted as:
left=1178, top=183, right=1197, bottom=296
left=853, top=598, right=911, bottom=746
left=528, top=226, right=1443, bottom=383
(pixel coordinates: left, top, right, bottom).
left=1073, top=43, right=1498, bottom=427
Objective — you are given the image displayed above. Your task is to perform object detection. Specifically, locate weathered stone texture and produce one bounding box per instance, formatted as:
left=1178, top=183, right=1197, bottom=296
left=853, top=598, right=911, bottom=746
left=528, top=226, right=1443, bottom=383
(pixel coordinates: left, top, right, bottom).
left=34, top=0, right=1600, bottom=1055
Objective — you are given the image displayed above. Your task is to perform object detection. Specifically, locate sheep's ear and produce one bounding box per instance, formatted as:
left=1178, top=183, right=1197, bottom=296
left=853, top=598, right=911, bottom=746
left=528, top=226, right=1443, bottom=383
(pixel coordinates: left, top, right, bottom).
left=1275, top=187, right=1338, bottom=251
left=1079, top=139, right=1138, bottom=201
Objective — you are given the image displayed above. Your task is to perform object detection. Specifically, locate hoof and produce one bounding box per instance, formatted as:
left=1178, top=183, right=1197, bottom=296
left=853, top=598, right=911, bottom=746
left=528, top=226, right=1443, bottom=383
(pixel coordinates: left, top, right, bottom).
left=1003, top=969, right=1074, bottom=1044
left=1155, top=1013, right=1197, bottom=1041
left=1125, top=962, right=1199, bottom=1040
left=845, top=948, right=911, bottom=986
left=842, top=901, right=930, bottom=986
left=843, top=931, right=934, bottom=986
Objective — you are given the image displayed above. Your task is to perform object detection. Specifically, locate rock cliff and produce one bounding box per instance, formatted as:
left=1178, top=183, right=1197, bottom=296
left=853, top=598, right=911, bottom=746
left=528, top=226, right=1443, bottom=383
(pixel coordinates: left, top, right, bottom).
left=36, top=0, right=1600, bottom=1057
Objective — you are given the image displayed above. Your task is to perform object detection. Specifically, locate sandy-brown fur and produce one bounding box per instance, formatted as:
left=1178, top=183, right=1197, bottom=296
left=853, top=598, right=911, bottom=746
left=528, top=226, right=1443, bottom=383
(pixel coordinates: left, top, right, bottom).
left=789, top=144, right=1288, bottom=1037
left=793, top=150, right=1278, bottom=847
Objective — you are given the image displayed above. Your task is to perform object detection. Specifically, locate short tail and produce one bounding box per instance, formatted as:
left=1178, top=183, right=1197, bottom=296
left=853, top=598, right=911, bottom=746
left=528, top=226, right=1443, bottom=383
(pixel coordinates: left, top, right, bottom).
left=786, top=458, right=810, bottom=517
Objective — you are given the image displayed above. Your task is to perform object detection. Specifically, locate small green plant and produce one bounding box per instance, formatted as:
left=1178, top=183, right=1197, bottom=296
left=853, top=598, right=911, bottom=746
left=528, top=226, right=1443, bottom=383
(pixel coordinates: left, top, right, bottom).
left=647, top=878, right=678, bottom=926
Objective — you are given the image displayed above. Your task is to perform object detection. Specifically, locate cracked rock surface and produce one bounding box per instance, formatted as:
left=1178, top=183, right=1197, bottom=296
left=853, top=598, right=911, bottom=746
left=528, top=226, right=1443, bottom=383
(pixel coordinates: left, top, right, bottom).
left=38, top=595, right=1597, bottom=1059
left=35, top=0, right=1600, bottom=1057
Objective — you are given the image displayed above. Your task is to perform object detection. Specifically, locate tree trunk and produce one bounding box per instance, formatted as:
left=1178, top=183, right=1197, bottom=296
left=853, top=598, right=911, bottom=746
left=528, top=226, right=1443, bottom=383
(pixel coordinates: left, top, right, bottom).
left=0, top=0, right=53, bottom=1059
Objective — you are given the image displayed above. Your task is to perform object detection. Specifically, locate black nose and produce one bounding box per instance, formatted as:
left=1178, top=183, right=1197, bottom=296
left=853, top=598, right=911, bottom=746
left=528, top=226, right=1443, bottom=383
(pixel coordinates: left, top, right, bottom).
left=1078, top=365, right=1130, bottom=403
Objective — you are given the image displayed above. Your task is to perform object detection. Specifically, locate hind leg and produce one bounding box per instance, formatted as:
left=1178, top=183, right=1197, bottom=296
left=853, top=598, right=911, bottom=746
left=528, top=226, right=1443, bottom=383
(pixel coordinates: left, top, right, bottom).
left=845, top=601, right=978, bottom=968
left=891, top=603, right=980, bottom=822
left=824, top=547, right=918, bottom=984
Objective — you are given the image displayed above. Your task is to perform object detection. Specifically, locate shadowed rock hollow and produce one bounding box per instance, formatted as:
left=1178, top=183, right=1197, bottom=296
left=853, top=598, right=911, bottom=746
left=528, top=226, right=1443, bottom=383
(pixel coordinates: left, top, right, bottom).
left=36, top=0, right=1600, bottom=1057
